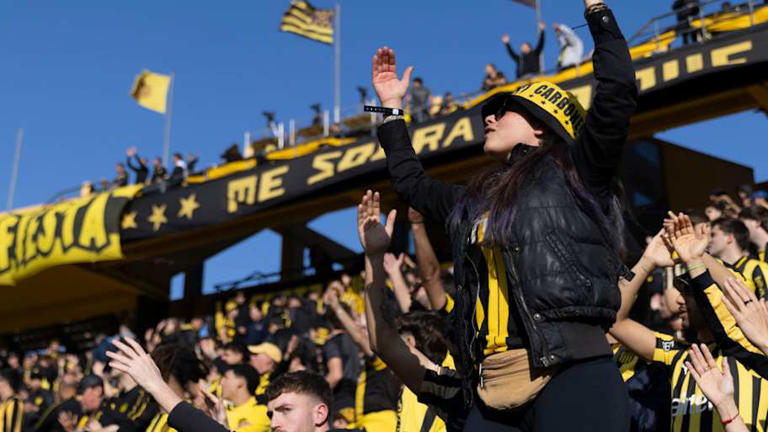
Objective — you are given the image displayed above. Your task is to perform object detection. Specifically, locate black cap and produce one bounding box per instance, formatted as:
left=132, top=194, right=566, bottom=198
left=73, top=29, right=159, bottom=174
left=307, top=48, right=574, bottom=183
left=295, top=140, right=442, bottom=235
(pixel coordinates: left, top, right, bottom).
left=77, top=375, right=103, bottom=395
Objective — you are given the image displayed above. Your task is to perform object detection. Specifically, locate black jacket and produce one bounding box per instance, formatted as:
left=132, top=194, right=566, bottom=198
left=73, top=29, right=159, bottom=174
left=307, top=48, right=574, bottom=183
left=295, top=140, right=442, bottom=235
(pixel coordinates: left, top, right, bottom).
left=377, top=7, right=637, bottom=374
left=505, top=30, right=544, bottom=78
left=126, top=155, right=149, bottom=184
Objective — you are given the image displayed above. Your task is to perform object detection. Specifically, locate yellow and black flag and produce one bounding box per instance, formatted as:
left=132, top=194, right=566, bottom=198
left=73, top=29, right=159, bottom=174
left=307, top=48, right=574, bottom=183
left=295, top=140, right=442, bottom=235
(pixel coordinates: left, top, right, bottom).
left=130, top=70, right=171, bottom=114
left=280, top=1, right=334, bottom=45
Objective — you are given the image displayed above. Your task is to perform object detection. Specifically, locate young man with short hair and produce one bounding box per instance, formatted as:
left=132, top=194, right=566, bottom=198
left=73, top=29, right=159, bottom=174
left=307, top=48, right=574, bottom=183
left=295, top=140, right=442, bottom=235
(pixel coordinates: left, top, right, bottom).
left=709, top=218, right=768, bottom=299
left=740, top=207, right=768, bottom=261
left=221, top=364, right=269, bottom=432
left=266, top=371, right=359, bottom=432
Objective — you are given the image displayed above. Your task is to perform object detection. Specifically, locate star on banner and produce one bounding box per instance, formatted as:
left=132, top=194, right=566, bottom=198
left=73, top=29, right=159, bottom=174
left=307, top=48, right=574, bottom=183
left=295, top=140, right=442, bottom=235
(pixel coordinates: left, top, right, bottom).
left=121, top=211, right=138, bottom=229
left=178, top=194, right=200, bottom=220
left=148, top=204, right=168, bottom=231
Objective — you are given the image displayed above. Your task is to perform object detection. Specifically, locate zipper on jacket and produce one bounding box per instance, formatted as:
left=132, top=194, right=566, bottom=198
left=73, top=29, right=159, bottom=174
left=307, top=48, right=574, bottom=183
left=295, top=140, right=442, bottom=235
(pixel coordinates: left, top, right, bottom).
left=503, top=248, right=553, bottom=367
left=464, top=250, right=482, bottom=364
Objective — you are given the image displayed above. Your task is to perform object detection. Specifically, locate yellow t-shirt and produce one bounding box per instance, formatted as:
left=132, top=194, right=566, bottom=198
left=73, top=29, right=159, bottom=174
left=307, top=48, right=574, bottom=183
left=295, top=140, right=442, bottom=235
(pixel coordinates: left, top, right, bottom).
left=226, top=397, right=270, bottom=432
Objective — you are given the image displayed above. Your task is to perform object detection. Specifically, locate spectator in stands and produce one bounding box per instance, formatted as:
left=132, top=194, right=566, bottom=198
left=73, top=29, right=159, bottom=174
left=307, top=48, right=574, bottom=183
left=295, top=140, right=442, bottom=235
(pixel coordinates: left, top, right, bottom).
left=113, top=163, right=128, bottom=189
left=248, top=343, right=282, bottom=396
left=0, top=372, right=23, bottom=432
left=187, top=153, right=199, bottom=174
left=322, top=302, right=360, bottom=424
left=406, top=77, right=432, bottom=124
left=220, top=342, right=249, bottom=366
left=246, top=303, right=268, bottom=346
left=221, top=364, right=269, bottom=432
left=673, top=0, right=702, bottom=44
left=171, top=153, right=188, bottom=180
left=481, top=63, right=507, bottom=92
left=126, top=147, right=150, bottom=185
left=708, top=218, right=768, bottom=299
left=99, top=177, right=110, bottom=192
left=705, top=200, right=727, bottom=221
left=501, top=22, right=546, bottom=78
left=741, top=206, right=768, bottom=261
left=151, top=157, right=168, bottom=184
left=221, top=144, right=243, bottom=164
left=552, top=23, right=584, bottom=70
left=266, top=371, right=352, bottom=432
left=438, top=92, right=459, bottom=116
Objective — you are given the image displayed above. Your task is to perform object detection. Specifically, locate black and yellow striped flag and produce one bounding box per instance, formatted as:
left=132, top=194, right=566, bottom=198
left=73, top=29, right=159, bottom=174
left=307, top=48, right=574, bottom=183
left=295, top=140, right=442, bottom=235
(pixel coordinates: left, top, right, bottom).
left=280, top=1, right=334, bottom=45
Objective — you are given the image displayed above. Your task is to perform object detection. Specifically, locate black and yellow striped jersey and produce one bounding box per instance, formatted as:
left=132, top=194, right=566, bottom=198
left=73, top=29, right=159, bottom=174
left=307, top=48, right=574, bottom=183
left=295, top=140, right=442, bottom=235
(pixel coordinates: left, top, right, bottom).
left=35, top=398, right=81, bottom=432
left=146, top=412, right=176, bottom=432
left=103, top=386, right=158, bottom=432
left=397, top=353, right=454, bottom=432
left=651, top=332, right=768, bottom=432
left=470, top=217, right=524, bottom=358
left=355, top=356, right=399, bottom=420
left=724, top=255, right=768, bottom=299
left=0, top=398, right=23, bottom=432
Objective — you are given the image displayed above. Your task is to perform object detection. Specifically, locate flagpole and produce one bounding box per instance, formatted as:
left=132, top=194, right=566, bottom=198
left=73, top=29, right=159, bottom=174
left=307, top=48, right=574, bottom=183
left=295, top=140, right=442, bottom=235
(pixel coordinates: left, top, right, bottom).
left=163, top=72, right=175, bottom=168
left=6, top=128, right=23, bottom=210
left=333, top=2, right=341, bottom=124
left=536, top=0, right=545, bottom=72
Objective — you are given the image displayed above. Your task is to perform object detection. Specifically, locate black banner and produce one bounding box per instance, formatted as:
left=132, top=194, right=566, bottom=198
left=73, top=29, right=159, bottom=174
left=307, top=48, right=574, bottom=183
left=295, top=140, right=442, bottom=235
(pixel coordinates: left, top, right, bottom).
left=121, top=25, right=768, bottom=241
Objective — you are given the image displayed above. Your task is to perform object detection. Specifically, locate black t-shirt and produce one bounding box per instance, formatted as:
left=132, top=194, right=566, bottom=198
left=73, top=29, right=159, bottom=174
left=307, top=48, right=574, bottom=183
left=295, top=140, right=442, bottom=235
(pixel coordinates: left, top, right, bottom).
left=323, top=332, right=360, bottom=410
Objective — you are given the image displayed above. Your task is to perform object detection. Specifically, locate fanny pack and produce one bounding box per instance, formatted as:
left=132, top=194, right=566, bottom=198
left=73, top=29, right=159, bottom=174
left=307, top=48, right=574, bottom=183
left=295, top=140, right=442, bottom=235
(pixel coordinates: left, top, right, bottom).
left=476, top=349, right=559, bottom=410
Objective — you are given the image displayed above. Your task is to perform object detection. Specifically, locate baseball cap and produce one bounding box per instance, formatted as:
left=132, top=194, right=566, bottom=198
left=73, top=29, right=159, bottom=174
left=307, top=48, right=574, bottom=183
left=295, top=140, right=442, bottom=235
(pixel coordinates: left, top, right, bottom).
left=248, top=343, right=282, bottom=364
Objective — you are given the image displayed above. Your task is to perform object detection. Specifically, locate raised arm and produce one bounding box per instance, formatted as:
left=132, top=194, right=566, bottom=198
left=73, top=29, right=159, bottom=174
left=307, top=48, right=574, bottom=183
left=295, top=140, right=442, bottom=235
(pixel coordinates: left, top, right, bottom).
left=357, top=190, right=431, bottom=393
left=409, top=208, right=447, bottom=311
left=384, top=253, right=412, bottom=313
left=572, top=2, right=638, bottom=190
left=502, top=34, right=520, bottom=62
left=323, top=283, right=374, bottom=357
left=533, top=22, right=546, bottom=55
left=372, top=47, right=464, bottom=224
left=610, top=230, right=675, bottom=361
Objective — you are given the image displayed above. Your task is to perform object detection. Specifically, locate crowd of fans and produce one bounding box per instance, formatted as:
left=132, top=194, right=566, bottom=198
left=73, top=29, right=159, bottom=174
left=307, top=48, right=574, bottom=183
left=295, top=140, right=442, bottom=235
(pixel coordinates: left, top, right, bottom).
left=5, top=183, right=768, bottom=432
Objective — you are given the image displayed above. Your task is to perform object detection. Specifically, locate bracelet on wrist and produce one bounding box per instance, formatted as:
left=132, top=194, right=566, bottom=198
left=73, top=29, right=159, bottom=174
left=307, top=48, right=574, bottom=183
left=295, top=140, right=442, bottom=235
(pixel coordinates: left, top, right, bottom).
left=721, top=412, right=740, bottom=425
left=686, top=261, right=706, bottom=273
left=586, top=2, right=608, bottom=15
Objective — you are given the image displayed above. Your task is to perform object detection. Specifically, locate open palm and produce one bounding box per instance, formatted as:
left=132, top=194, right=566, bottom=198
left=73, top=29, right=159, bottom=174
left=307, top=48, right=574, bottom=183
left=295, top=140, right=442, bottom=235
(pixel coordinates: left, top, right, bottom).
left=372, top=47, right=413, bottom=107
left=357, top=190, right=396, bottom=256
left=665, top=213, right=710, bottom=263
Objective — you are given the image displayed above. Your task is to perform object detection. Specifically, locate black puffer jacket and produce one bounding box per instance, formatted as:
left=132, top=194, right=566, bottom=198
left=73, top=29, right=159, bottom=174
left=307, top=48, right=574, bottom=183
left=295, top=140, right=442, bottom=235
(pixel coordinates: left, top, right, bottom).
left=377, top=7, right=637, bottom=373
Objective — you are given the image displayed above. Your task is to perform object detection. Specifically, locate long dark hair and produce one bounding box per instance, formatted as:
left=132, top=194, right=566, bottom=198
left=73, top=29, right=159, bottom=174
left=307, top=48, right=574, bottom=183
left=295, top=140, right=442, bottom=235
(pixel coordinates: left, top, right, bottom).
left=448, top=133, right=624, bottom=253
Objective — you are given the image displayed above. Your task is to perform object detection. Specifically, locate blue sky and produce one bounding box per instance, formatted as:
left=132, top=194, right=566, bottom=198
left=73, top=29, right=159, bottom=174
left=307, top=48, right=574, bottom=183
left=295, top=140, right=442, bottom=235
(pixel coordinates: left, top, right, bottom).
left=1, top=0, right=766, bottom=298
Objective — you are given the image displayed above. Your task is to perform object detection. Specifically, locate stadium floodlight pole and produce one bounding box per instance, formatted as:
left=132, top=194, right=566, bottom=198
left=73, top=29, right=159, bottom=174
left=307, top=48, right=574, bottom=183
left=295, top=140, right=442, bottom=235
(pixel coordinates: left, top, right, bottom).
left=333, top=2, right=341, bottom=124
left=6, top=128, right=23, bottom=210
left=162, top=72, right=175, bottom=167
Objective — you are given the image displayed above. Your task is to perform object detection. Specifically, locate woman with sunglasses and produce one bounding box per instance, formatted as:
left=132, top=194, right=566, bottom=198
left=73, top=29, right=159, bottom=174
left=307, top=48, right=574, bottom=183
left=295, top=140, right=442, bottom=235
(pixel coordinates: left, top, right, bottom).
left=371, top=0, right=637, bottom=430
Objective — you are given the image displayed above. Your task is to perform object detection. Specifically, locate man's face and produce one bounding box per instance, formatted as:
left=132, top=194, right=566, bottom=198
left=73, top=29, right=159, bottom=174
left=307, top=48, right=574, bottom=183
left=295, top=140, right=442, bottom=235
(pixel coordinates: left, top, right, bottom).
left=705, top=206, right=723, bottom=221
left=220, top=370, right=243, bottom=401
left=250, top=354, right=274, bottom=375
left=221, top=349, right=243, bottom=365
left=267, top=392, right=326, bottom=432
left=28, top=378, right=41, bottom=392
left=708, top=226, right=730, bottom=258
left=521, top=43, right=532, bottom=54
left=80, top=387, right=103, bottom=412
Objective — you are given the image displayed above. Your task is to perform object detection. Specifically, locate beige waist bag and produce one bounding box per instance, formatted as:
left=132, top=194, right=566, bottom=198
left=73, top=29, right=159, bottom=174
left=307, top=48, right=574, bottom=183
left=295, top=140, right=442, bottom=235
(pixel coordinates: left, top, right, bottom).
left=476, top=349, right=559, bottom=410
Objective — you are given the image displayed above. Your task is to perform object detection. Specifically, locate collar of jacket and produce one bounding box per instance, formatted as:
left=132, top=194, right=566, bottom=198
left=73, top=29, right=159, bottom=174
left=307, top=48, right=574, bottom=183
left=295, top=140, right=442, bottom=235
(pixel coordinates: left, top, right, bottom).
left=505, top=143, right=537, bottom=166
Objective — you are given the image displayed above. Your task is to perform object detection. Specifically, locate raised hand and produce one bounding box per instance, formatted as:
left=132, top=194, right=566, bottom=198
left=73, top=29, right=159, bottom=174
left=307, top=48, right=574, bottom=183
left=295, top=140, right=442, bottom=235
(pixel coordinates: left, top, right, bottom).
left=641, top=229, right=676, bottom=269
left=383, top=252, right=400, bottom=275
left=107, top=338, right=164, bottom=393
left=357, top=190, right=396, bottom=256
left=372, top=47, right=413, bottom=109
left=538, top=21, right=546, bottom=32
left=501, top=34, right=510, bottom=44
left=664, top=212, right=710, bottom=264
left=685, top=345, right=739, bottom=420
left=721, top=277, right=768, bottom=354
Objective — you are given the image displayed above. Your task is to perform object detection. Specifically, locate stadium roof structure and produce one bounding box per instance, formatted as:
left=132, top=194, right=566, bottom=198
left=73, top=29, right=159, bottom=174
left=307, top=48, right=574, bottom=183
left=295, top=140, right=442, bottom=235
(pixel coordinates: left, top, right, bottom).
left=1, top=4, right=767, bottom=333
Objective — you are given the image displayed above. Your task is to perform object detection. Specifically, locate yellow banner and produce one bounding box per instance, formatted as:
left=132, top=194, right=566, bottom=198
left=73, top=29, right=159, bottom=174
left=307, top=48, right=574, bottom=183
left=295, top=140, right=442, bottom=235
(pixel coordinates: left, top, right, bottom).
left=0, top=185, right=142, bottom=285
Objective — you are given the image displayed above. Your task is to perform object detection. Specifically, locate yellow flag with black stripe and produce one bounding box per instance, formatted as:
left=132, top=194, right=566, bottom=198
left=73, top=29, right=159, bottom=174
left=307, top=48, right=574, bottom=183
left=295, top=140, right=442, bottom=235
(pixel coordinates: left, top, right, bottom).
left=130, top=70, right=171, bottom=114
left=280, top=1, right=334, bottom=45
